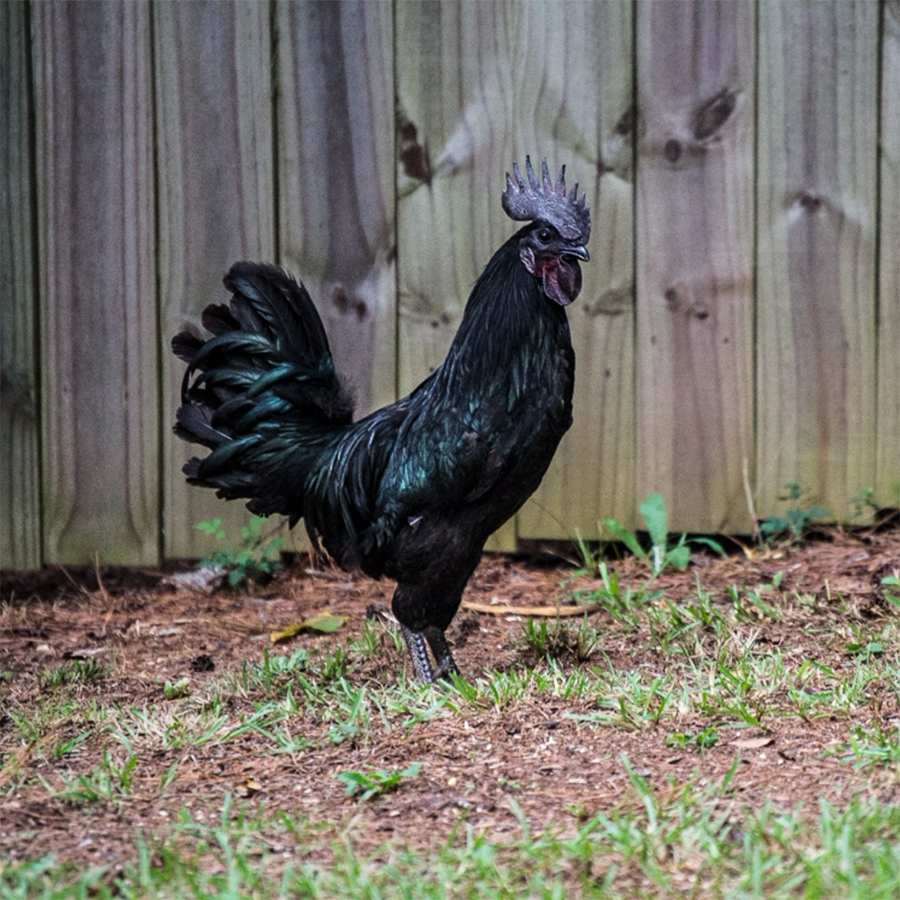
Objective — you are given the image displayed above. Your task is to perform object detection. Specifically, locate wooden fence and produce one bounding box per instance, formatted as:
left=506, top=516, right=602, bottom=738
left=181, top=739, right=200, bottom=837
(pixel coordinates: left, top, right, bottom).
left=2, top=0, right=898, bottom=569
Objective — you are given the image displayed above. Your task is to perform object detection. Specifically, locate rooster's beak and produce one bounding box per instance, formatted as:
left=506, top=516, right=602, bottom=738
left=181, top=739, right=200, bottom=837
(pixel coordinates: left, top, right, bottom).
left=565, top=245, right=590, bottom=262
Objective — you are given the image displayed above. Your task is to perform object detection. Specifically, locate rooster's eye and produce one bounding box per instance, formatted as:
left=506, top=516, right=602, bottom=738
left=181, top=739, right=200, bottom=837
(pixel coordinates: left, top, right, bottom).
left=537, top=228, right=552, bottom=243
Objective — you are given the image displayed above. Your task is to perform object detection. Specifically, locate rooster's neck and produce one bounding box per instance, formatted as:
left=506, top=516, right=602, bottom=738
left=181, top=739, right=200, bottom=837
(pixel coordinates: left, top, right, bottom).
left=436, top=232, right=573, bottom=399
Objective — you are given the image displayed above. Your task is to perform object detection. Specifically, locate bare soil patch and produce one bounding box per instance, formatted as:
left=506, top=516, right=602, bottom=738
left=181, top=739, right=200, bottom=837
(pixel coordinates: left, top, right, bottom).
left=2, top=520, right=898, bottom=877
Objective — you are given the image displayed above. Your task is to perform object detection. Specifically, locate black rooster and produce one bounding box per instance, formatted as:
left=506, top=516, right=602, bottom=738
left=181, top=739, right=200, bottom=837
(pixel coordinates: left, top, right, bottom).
left=173, top=157, right=591, bottom=682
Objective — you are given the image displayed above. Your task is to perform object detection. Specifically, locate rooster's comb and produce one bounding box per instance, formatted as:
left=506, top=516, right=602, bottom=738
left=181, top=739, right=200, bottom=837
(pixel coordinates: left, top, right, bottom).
left=501, top=156, right=591, bottom=243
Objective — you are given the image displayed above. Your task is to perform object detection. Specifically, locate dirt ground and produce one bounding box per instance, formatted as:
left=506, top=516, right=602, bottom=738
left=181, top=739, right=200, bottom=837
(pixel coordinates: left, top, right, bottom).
left=1, top=518, right=898, bottom=876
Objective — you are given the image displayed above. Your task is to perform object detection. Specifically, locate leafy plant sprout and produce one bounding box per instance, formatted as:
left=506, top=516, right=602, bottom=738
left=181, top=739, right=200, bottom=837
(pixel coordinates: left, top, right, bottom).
left=336, top=762, right=422, bottom=802
left=195, top=514, right=287, bottom=590
left=758, top=482, right=829, bottom=545
left=521, top=616, right=600, bottom=663
left=575, top=492, right=725, bottom=581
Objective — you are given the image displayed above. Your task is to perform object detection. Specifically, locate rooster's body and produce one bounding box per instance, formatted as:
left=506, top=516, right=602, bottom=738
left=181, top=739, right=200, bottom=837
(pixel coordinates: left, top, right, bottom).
left=174, top=158, right=591, bottom=681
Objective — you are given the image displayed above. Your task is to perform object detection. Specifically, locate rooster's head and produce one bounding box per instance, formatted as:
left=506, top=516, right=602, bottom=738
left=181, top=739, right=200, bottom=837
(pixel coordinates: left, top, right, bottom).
left=502, top=156, right=591, bottom=307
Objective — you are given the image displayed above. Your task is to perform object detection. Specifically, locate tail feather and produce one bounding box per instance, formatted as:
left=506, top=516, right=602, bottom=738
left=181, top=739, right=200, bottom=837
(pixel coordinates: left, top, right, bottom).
left=172, top=330, right=203, bottom=364
left=172, top=262, right=354, bottom=518
left=182, top=457, right=202, bottom=480
left=201, top=303, right=240, bottom=336
left=223, top=262, right=332, bottom=368
left=174, top=403, right=230, bottom=449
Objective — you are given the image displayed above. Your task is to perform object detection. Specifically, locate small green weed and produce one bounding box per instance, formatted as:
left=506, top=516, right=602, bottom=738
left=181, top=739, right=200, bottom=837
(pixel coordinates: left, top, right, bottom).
left=336, top=761, right=422, bottom=801
left=40, top=658, right=110, bottom=688
left=571, top=561, right=649, bottom=630
left=347, top=620, right=382, bottom=657
left=521, top=616, right=599, bottom=662
left=242, top=647, right=311, bottom=695
left=834, top=721, right=900, bottom=770
left=725, top=580, right=783, bottom=621
left=42, top=750, right=139, bottom=805
left=850, top=486, right=881, bottom=520
left=596, top=493, right=724, bottom=577
left=665, top=725, right=720, bottom=752
left=163, top=676, right=191, bottom=699
left=196, top=514, right=285, bottom=589
left=759, top=482, right=829, bottom=544
left=882, top=574, right=900, bottom=610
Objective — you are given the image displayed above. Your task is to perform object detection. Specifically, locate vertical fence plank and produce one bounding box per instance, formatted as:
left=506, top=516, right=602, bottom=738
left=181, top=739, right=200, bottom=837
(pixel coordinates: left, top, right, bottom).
left=155, top=1, right=275, bottom=559
left=756, top=0, right=879, bottom=521
left=1, top=1, right=41, bottom=569
left=515, top=1, right=636, bottom=540
left=635, top=0, right=756, bottom=534
left=34, top=1, right=158, bottom=564
left=879, top=0, right=900, bottom=506
left=396, top=1, right=635, bottom=545
left=395, top=1, right=516, bottom=399
left=276, top=0, right=396, bottom=420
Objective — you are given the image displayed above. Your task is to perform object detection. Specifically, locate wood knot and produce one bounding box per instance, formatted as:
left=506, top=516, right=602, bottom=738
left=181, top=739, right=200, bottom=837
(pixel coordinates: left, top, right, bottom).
left=797, top=192, right=823, bottom=212
left=786, top=191, right=848, bottom=226
left=582, top=285, right=632, bottom=317
left=332, top=286, right=368, bottom=320
left=664, top=285, right=710, bottom=321
left=663, top=139, right=683, bottom=164
left=397, top=110, right=432, bottom=184
left=693, top=87, right=738, bottom=141
left=614, top=105, right=638, bottom=137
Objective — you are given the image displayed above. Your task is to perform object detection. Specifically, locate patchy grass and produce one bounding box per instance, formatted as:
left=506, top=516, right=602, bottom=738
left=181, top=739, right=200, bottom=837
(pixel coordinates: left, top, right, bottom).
left=1, top=526, right=899, bottom=897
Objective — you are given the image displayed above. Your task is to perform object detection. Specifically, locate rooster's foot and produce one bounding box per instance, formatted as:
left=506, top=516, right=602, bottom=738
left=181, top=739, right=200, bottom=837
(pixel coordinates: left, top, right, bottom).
left=425, top=626, right=460, bottom=681
left=400, top=624, right=459, bottom=684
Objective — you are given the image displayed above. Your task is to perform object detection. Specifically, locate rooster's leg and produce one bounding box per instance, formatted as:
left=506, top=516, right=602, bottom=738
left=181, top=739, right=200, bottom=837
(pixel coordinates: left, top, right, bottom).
left=400, top=624, right=436, bottom=683
left=424, top=627, right=459, bottom=680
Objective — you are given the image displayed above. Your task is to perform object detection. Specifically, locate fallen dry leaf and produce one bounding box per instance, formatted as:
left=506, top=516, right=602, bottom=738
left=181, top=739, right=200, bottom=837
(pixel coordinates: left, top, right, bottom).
left=270, top=612, right=349, bottom=643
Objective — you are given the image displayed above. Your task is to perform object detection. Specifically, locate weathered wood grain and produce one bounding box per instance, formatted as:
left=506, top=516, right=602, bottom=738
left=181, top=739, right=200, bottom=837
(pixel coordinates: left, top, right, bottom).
left=878, top=0, right=900, bottom=506
left=516, top=1, right=636, bottom=539
left=3, top=3, right=898, bottom=569
left=275, top=0, right=396, bottom=420
left=154, top=1, right=276, bottom=559
left=395, top=1, right=516, bottom=397
left=394, top=0, right=535, bottom=552
left=396, top=1, right=637, bottom=545
left=1, top=1, right=41, bottom=569
left=635, top=0, right=756, bottom=534
left=756, top=0, right=879, bottom=521
left=34, top=1, right=158, bottom=564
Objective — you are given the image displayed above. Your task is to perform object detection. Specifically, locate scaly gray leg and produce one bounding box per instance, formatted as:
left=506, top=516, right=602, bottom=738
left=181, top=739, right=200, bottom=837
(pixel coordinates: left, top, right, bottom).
left=424, top=627, right=460, bottom=680
left=400, top=624, right=436, bottom=683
